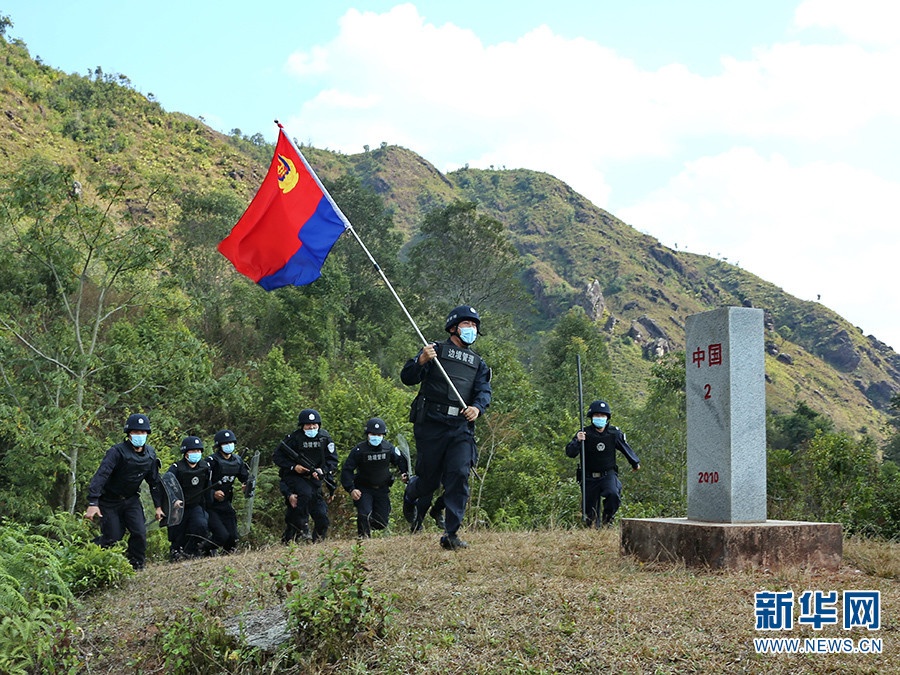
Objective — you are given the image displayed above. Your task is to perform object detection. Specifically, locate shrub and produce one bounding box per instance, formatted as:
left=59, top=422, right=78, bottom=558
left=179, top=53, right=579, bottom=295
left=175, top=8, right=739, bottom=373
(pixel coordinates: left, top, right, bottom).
left=286, top=543, right=394, bottom=665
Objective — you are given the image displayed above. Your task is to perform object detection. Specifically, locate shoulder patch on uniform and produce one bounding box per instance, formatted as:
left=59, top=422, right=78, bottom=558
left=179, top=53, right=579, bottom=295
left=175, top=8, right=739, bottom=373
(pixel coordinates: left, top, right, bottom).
left=394, top=447, right=401, bottom=456
left=328, top=442, right=336, bottom=454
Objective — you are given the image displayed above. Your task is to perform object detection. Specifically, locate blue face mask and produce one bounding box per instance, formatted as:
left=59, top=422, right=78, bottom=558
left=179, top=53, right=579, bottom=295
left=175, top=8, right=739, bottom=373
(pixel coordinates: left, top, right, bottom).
left=368, top=435, right=384, bottom=447
left=304, top=428, right=319, bottom=438
left=220, top=443, right=235, bottom=454
left=458, top=326, right=477, bottom=344
left=129, top=433, right=147, bottom=447
left=187, top=452, right=202, bottom=464
left=591, top=417, right=609, bottom=429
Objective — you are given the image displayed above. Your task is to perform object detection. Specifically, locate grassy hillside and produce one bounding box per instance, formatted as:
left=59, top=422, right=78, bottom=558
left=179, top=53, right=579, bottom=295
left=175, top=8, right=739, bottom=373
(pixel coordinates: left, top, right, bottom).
left=0, top=29, right=896, bottom=441
left=316, top=150, right=896, bottom=437
left=72, top=530, right=899, bottom=673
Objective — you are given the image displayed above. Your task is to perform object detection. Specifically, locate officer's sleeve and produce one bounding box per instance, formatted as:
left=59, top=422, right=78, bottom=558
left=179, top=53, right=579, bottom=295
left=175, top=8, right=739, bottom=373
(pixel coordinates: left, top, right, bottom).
left=340, top=448, right=359, bottom=492
left=469, top=360, right=492, bottom=413
left=144, top=451, right=164, bottom=508
left=616, top=431, right=640, bottom=468
left=323, top=433, right=339, bottom=473
left=400, top=353, right=428, bottom=386
left=238, top=457, right=251, bottom=484
left=565, top=433, right=584, bottom=459
left=87, top=447, right=119, bottom=506
left=278, top=479, right=292, bottom=498
left=272, top=436, right=295, bottom=472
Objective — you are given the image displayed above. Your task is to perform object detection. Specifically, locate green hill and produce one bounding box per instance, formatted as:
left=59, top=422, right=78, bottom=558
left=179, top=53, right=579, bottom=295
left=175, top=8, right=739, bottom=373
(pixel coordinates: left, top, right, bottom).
left=0, top=28, right=896, bottom=444
left=310, top=146, right=896, bottom=438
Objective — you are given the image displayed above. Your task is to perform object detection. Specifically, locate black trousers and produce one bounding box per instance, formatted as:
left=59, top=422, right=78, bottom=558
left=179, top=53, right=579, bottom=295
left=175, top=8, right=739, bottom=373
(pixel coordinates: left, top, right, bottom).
left=354, top=485, right=391, bottom=537
left=583, top=472, right=622, bottom=527
left=406, top=421, right=475, bottom=536
left=94, top=494, right=147, bottom=569
left=207, top=501, right=239, bottom=552
left=167, top=504, right=209, bottom=559
left=283, top=479, right=329, bottom=542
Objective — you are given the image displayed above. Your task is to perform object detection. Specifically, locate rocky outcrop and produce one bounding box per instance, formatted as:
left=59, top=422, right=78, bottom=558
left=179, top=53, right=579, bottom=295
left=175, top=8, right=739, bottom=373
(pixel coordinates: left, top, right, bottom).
left=582, top=280, right=606, bottom=321
left=648, top=246, right=685, bottom=276
left=867, top=380, right=898, bottom=409
left=818, top=330, right=862, bottom=372
left=643, top=338, right=672, bottom=359
left=637, top=315, right=668, bottom=341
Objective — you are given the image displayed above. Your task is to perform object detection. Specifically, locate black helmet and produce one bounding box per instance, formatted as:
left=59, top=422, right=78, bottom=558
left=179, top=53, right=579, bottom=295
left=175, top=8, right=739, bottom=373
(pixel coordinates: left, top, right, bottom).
left=365, top=417, right=387, bottom=435
left=124, top=413, right=151, bottom=433
left=214, top=429, right=236, bottom=446
left=180, top=436, right=204, bottom=453
left=588, top=400, right=612, bottom=418
left=445, top=305, right=480, bottom=332
left=298, top=408, right=322, bottom=426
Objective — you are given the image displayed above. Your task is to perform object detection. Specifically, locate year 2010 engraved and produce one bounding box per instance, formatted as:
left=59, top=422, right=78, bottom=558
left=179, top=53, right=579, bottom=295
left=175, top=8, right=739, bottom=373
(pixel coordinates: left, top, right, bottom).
left=697, top=471, right=719, bottom=484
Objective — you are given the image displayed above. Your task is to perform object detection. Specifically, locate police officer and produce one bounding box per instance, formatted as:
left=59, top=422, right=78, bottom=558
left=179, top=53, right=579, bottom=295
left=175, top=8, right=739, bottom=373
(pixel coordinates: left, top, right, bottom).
left=341, top=418, right=409, bottom=538
left=166, top=436, right=211, bottom=561
left=205, top=429, right=251, bottom=554
left=273, top=408, right=338, bottom=543
left=401, top=305, right=492, bottom=550
left=565, top=400, right=640, bottom=527
left=84, top=413, right=164, bottom=570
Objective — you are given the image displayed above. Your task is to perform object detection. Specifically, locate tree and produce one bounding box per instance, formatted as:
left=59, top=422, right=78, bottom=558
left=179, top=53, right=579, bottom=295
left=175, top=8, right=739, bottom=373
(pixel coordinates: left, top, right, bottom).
left=0, top=157, right=170, bottom=515
left=882, top=392, right=900, bottom=464
left=405, top=200, right=527, bottom=317
left=769, top=400, right=834, bottom=451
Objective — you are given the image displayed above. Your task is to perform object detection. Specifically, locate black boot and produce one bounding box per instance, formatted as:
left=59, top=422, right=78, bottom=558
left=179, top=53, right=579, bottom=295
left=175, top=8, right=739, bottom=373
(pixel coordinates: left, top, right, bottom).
left=440, top=533, right=468, bottom=550
left=402, top=495, right=418, bottom=525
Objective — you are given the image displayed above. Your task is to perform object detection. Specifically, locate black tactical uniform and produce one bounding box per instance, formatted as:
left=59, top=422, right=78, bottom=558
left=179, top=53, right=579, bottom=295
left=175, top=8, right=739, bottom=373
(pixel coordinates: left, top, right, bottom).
left=273, top=409, right=338, bottom=543
left=341, top=418, right=409, bottom=538
left=206, top=429, right=251, bottom=553
left=565, top=400, right=640, bottom=527
left=401, top=306, right=491, bottom=550
left=86, top=413, right=162, bottom=570
left=166, top=436, right=211, bottom=560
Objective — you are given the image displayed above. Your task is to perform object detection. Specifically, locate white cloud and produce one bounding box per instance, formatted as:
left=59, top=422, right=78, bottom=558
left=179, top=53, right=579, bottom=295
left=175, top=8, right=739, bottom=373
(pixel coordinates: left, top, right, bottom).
left=618, top=149, right=900, bottom=348
left=280, top=3, right=900, bottom=347
left=795, top=0, right=900, bottom=45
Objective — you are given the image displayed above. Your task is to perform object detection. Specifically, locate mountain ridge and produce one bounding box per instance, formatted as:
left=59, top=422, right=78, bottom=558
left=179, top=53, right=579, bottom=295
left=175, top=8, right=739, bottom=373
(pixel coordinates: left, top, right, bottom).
left=0, top=31, right=895, bottom=440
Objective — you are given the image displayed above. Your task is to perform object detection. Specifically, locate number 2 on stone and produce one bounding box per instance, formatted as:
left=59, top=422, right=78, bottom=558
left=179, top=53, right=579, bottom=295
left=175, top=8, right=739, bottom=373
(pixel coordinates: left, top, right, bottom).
left=704, top=384, right=711, bottom=399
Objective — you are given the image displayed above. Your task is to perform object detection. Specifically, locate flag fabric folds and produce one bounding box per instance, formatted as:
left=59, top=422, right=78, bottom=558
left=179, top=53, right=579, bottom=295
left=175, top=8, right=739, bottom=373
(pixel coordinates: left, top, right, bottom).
left=218, top=127, right=348, bottom=290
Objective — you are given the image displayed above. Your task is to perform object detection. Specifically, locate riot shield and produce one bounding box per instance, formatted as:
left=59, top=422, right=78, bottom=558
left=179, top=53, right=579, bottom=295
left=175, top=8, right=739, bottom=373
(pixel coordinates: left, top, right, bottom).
left=396, top=433, right=413, bottom=478
left=160, top=470, right=185, bottom=528
left=239, top=449, right=260, bottom=537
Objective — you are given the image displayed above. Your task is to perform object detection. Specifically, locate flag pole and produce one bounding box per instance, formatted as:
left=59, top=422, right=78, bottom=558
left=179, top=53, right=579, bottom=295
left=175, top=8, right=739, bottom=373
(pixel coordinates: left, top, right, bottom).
left=275, top=121, right=471, bottom=412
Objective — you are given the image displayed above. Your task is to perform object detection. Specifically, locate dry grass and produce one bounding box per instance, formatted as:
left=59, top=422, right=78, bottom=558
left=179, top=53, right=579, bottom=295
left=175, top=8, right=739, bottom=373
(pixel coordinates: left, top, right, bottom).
left=72, top=528, right=899, bottom=674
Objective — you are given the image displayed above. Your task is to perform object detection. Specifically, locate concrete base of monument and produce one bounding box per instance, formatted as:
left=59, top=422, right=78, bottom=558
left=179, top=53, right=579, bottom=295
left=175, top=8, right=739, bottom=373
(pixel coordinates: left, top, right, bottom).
left=620, top=518, right=842, bottom=571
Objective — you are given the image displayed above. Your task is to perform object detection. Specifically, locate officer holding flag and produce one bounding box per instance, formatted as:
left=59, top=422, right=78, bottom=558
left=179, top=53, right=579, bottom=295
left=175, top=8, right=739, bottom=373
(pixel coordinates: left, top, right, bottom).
left=402, top=306, right=491, bottom=550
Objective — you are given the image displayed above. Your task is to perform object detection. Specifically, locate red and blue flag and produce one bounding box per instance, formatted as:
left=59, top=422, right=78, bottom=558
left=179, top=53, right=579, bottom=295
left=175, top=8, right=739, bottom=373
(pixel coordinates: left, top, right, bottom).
left=218, top=126, right=348, bottom=290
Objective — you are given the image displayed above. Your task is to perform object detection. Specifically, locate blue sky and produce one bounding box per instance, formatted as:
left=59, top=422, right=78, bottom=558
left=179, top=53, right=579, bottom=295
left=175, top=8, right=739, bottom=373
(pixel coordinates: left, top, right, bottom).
left=5, top=1, right=900, bottom=351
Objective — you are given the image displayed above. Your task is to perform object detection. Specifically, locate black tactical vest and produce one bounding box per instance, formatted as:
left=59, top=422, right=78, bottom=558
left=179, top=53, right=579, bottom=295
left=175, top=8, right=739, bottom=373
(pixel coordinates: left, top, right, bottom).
left=584, top=426, right=620, bottom=473
left=170, top=458, right=210, bottom=507
left=209, top=453, right=244, bottom=502
left=288, top=433, right=328, bottom=469
left=354, top=444, right=394, bottom=488
left=421, top=341, right=481, bottom=407
left=103, top=442, right=158, bottom=500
